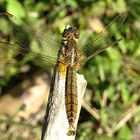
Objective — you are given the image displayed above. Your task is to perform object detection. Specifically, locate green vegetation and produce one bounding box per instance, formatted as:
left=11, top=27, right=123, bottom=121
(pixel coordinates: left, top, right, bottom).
left=0, top=0, right=140, bottom=140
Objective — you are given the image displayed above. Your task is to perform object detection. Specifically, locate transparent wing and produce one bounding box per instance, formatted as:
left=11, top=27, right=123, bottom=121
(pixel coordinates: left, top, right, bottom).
left=123, top=56, right=140, bottom=79
left=0, top=41, right=57, bottom=70
left=0, top=12, right=59, bottom=70
left=0, top=12, right=59, bottom=50
left=80, top=12, right=127, bottom=64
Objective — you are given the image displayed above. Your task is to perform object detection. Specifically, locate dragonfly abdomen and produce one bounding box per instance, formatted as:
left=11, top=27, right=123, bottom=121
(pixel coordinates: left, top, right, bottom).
left=65, top=66, right=78, bottom=135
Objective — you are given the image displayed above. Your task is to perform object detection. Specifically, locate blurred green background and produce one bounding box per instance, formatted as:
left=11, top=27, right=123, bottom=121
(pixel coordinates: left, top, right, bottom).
left=0, top=0, right=140, bottom=140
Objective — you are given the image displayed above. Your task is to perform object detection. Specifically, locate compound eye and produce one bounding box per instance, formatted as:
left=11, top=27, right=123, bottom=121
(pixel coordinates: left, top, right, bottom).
left=74, top=32, right=80, bottom=38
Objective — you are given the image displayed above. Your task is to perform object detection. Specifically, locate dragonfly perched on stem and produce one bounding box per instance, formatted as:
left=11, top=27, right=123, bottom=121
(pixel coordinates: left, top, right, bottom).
left=0, top=12, right=127, bottom=137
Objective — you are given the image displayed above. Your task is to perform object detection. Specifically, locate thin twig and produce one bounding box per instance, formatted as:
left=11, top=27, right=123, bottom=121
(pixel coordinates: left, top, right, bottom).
left=82, top=100, right=100, bottom=121
left=112, top=106, right=140, bottom=133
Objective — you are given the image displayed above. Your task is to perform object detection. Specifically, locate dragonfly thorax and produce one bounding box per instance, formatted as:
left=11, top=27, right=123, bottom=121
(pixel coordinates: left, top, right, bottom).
left=62, top=40, right=80, bottom=67
left=60, top=26, right=80, bottom=67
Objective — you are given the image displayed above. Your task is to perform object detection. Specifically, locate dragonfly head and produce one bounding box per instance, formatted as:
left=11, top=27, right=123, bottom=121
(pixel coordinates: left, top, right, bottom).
left=62, top=25, right=80, bottom=40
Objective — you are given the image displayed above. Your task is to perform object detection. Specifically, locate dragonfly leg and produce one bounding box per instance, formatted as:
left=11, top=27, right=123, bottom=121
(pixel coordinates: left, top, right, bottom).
left=67, top=123, right=75, bottom=136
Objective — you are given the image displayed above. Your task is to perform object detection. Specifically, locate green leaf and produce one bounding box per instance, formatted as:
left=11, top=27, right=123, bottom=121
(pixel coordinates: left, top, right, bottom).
left=0, top=18, right=9, bottom=34
left=67, top=0, right=78, bottom=8
left=108, top=85, right=115, bottom=100
left=117, top=124, right=132, bottom=140
left=118, top=82, right=129, bottom=103
left=6, top=0, right=25, bottom=18
left=96, top=135, right=114, bottom=140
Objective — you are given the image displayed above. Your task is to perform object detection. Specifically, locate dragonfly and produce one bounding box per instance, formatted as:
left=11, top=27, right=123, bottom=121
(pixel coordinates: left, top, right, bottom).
left=0, top=12, right=127, bottom=136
